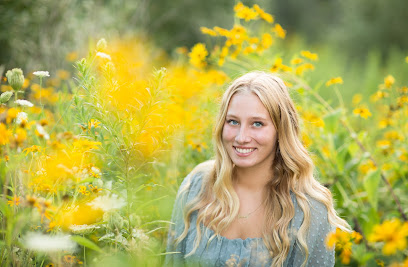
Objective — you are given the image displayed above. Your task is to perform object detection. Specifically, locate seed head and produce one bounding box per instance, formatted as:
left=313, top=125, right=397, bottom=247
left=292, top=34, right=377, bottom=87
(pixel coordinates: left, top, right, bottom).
left=96, top=38, right=107, bottom=51
left=0, top=91, right=14, bottom=104
left=6, top=68, right=24, bottom=91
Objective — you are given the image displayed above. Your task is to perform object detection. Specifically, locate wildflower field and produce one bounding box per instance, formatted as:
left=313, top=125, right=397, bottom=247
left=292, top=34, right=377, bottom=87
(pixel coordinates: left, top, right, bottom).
left=1, top=2, right=408, bottom=266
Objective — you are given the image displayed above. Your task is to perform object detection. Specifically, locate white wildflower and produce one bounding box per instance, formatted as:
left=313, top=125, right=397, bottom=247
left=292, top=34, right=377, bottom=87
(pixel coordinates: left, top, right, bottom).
left=132, top=228, right=149, bottom=242
left=36, top=124, right=50, bottom=140
left=23, top=232, right=76, bottom=252
left=69, top=224, right=100, bottom=234
left=15, top=99, right=34, bottom=107
left=16, top=112, right=28, bottom=125
left=33, top=71, right=50, bottom=78
left=96, top=52, right=111, bottom=60
left=87, top=194, right=125, bottom=212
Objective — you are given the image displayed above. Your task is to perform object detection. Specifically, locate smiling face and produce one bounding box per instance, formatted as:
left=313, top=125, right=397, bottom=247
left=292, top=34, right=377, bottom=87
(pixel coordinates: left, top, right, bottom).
left=222, top=91, right=278, bottom=171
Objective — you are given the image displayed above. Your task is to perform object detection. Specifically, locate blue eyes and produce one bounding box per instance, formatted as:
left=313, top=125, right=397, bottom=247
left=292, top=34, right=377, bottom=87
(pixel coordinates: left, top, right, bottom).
left=227, top=120, right=239, bottom=125
left=227, top=120, right=263, bottom=127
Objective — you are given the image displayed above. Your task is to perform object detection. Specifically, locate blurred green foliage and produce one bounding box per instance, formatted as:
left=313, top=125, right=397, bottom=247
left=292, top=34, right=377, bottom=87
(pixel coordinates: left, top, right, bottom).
left=1, top=0, right=407, bottom=72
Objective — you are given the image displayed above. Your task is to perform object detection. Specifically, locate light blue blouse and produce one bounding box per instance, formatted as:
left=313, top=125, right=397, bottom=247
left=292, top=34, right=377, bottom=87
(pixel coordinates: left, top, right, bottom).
left=165, top=169, right=335, bottom=267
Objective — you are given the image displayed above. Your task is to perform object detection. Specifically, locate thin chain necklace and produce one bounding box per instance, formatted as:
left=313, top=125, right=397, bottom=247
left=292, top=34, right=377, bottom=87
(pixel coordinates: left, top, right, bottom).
left=237, top=200, right=264, bottom=219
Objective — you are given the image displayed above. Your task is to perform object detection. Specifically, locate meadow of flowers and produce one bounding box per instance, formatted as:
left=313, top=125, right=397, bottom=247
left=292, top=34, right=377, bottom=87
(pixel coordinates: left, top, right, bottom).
left=1, top=3, right=408, bottom=266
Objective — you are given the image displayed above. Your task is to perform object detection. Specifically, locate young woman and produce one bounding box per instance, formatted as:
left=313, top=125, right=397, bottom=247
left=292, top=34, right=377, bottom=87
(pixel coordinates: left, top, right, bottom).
left=166, top=71, right=350, bottom=266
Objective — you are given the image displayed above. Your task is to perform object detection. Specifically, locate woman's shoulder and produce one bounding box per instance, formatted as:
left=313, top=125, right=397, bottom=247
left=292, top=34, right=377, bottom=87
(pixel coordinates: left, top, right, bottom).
left=291, top=192, right=331, bottom=229
left=178, top=160, right=215, bottom=197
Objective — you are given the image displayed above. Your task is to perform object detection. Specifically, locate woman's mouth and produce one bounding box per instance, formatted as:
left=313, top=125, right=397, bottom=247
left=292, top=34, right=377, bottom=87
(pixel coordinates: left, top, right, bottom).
left=234, top=146, right=256, bottom=156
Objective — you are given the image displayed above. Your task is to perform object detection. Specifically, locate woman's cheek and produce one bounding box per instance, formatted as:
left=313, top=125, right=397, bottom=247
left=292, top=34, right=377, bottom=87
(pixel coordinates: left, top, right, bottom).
left=222, top=125, right=235, bottom=141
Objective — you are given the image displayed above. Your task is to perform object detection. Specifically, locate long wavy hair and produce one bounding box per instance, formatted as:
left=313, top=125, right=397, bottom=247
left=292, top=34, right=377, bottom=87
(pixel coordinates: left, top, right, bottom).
left=176, top=71, right=350, bottom=266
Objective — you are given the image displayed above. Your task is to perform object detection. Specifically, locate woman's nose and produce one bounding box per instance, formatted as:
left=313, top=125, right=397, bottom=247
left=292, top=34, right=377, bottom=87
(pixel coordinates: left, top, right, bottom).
left=235, top=126, right=251, bottom=143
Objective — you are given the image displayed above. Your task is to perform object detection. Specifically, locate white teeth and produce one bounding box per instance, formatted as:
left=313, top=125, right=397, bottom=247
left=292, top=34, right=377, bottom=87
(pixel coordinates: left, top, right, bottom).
left=235, top=147, right=255, bottom=154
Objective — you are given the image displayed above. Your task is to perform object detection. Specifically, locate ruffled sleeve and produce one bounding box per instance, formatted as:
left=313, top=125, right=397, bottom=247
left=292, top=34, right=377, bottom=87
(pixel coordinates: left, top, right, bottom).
left=164, top=169, right=205, bottom=266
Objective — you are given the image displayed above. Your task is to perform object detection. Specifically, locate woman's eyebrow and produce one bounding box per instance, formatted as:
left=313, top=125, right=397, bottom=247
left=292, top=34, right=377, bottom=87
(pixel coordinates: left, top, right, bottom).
left=226, top=114, right=268, bottom=120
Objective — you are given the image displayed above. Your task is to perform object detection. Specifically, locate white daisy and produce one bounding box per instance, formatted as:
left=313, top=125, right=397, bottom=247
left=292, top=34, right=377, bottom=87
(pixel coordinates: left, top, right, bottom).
left=33, top=71, right=50, bottom=78
left=15, top=99, right=34, bottom=107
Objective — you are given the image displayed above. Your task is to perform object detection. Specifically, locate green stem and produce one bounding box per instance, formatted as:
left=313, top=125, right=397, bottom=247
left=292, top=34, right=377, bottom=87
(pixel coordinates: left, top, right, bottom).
left=291, top=74, right=407, bottom=221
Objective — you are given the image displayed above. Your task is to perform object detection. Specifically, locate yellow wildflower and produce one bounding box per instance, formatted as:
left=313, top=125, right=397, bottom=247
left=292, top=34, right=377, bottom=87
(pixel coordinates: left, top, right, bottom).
left=243, top=46, right=255, bottom=55
left=353, top=107, right=372, bottom=119
left=369, top=218, right=408, bottom=255
left=326, top=228, right=360, bottom=264
left=64, top=255, right=76, bottom=264
left=385, top=130, right=404, bottom=141
left=359, top=160, right=377, bottom=174
left=376, top=139, right=391, bottom=149
left=189, top=43, right=208, bottom=68
left=65, top=51, right=78, bottom=62
left=302, top=111, right=324, bottom=128
left=290, top=58, right=303, bottom=65
left=400, top=86, right=408, bottom=94
left=301, top=50, right=318, bottom=61
left=236, top=6, right=258, bottom=21
left=6, top=107, right=19, bottom=124
left=379, top=118, right=393, bottom=128
left=233, top=2, right=245, bottom=13
left=399, top=149, right=408, bottom=162
left=295, top=63, right=314, bottom=75
left=88, top=119, right=101, bottom=129
left=229, top=25, right=247, bottom=45
left=40, top=119, right=48, bottom=126
left=270, top=58, right=292, bottom=73
left=23, top=78, right=30, bottom=89
left=398, top=95, right=408, bottom=106
left=384, top=75, right=395, bottom=89
left=23, top=145, right=43, bottom=155
left=73, top=139, right=101, bottom=152
left=370, top=90, right=389, bottom=102
left=14, top=128, right=27, bottom=146
left=7, top=195, right=21, bottom=206
left=325, top=77, right=343, bottom=87
left=406, top=56, right=408, bottom=63
left=389, top=258, right=408, bottom=267
left=89, top=184, right=102, bottom=194
left=260, top=33, right=273, bottom=49
left=0, top=123, right=12, bottom=145
left=57, top=70, right=70, bottom=80
left=273, top=24, right=286, bottom=39
left=253, top=4, right=274, bottom=23
left=78, top=186, right=90, bottom=195
left=213, top=26, right=230, bottom=37
left=302, top=133, right=312, bottom=148
left=284, top=81, right=293, bottom=88
left=200, top=27, right=217, bottom=36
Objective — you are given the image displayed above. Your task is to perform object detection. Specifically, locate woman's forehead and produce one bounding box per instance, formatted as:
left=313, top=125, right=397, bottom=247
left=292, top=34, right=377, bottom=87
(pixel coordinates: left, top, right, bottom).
left=226, top=92, right=271, bottom=120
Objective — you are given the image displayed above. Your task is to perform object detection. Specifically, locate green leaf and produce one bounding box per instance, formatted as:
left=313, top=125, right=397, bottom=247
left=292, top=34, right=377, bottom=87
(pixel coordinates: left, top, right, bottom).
left=323, top=109, right=342, bottom=132
left=71, top=235, right=103, bottom=253
left=363, top=169, right=381, bottom=210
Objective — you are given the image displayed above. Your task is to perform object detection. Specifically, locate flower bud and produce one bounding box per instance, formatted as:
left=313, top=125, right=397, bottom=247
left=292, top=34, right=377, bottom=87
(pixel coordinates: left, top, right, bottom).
left=104, top=211, right=124, bottom=230
left=96, top=38, right=107, bottom=51
left=6, top=68, right=24, bottom=91
left=0, top=91, right=13, bottom=104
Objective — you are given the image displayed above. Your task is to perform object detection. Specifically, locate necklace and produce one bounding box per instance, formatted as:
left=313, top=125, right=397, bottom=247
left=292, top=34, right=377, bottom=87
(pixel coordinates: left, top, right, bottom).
left=237, top=201, right=264, bottom=219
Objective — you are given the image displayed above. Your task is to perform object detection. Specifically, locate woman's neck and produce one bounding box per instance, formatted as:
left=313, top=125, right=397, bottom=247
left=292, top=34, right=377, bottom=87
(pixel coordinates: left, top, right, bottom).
left=233, top=165, right=273, bottom=192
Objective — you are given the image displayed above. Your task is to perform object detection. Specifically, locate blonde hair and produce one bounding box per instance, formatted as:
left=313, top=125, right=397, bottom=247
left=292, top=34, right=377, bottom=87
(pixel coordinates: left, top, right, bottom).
left=176, top=71, right=350, bottom=266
